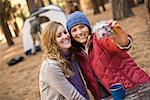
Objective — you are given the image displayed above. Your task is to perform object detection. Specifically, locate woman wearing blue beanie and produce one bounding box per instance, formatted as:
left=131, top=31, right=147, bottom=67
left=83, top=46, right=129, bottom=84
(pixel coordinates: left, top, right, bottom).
left=66, top=11, right=150, bottom=99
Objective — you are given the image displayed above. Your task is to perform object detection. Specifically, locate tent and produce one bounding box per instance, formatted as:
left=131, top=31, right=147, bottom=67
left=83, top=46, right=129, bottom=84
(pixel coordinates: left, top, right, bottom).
left=22, top=5, right=67, bottom=55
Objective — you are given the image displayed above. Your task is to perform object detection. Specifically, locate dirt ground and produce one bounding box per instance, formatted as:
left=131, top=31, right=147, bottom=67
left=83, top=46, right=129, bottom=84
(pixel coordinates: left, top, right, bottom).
left=0, top=4, right=150, bottom=100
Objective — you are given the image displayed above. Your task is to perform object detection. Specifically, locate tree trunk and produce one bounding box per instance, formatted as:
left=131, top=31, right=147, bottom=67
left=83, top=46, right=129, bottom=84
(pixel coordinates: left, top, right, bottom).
left=145, top=0, right=150, bottom=18
left=137, top=0, right=144, bottom=4
left=0, top=15, right=14, bottom=46
left=48, top=0, right=52, bottom=4
left=13, top=22, right=19, bottom=37
left=112, top=0, right=134, bottom=20
left=26, top=0, right=38, bottom=14
left=73, top=0, right=81, bottom=11
left=128, top=0, right=136, bottom=8
left=97, top=0, right=106, bottom=11
left=13, top=15, right=19, bottom=37
left=38, top=0, right=45, bottom=7
left=65, top=0, right=74, bottom=14
left=91, top=0, right=101, bottom=14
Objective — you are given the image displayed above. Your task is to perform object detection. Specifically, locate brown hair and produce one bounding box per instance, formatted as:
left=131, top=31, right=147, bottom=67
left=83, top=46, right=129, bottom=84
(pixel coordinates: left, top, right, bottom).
left=41, top=21, right=73, bottom=77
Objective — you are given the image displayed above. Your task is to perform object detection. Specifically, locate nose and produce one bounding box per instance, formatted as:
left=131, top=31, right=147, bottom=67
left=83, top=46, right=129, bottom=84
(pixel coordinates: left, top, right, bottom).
left=76, top=28, right=83, bottom=36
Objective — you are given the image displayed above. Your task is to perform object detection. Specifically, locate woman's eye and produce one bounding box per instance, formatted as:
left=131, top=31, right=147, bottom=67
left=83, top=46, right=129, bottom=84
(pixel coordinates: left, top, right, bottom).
left=57, top=35, right=61, bottom=38
left=56, top=33, right=61, bottom=37
left=79, top=25, right=84, bottom=29
left=71, top=29, right=76, bottom=33
left=64, top=31, right=67, bottom=34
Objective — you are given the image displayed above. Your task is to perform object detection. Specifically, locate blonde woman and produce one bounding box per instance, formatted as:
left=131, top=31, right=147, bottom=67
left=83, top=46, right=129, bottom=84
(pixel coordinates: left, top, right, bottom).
left=39, top=21, right=89, bottom=100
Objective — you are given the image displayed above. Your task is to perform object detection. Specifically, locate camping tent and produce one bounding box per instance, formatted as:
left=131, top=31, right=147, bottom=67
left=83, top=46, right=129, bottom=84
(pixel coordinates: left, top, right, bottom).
left=22, top=5, right=67, bottom=55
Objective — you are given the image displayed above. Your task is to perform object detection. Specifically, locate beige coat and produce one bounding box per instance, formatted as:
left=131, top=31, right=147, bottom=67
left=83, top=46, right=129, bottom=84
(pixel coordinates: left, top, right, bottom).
left=39, top=59, right=86, bottom=100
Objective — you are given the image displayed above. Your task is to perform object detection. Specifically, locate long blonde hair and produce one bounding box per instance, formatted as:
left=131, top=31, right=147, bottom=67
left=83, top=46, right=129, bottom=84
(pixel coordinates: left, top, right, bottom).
left=41, top=21, right=73, bottom=77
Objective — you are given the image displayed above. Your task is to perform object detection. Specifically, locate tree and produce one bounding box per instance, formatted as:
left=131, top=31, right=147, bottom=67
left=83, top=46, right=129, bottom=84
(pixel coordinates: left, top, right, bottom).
left=36, top=0, right=45, bottom=7
left=128, top=0, right=136, bottom=8
left=97, top=0, right=106, bottom=11
left=0, top=0, right=14, bottom=46
left=137, top=0, right=144, bottom=4
left=74, top=0, right=81, bottom=11
left=65, top=0, right=75, bottom=14
left=112, top=0, right=134, bottom=20
left=91, top=0, right=101, bottom=14
left=17, top=4, right=26, bottom=22
left=11, top=6, right=20, bottom=37
left=11, top=15, right=19, bottom=37
left=26, top=0, right=39, bottom=14
left=26, top=0, right=45, bottom=14
left=0, top=16, right=14, bottom=46
left=48, top=0, right=52, bottom=4
left=145, top=0, right=150, bottom=19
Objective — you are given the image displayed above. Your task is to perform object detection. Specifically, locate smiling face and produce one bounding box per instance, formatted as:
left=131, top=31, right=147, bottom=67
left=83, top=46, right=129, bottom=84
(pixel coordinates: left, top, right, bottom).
left=70, top=24, right=90, bottom=44
left=56, top=25, right=71, bottom=52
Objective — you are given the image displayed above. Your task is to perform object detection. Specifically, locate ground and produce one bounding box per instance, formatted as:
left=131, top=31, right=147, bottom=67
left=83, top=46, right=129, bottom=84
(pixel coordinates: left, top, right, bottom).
left=0, top=4, right=150, bottom=100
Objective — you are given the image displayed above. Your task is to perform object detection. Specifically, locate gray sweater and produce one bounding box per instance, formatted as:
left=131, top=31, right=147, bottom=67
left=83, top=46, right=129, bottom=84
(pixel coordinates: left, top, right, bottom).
left=39, top=59, right=86, bottom=100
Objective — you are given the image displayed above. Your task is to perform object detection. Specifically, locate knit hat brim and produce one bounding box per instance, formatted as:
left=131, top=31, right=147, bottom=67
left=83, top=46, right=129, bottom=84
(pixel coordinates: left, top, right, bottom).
left=66, top=11, right=91, bottom=33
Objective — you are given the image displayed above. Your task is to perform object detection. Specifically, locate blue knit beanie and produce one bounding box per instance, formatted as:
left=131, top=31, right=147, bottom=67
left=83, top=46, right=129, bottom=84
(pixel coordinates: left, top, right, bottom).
left=66, top=11, right=91, bottom=33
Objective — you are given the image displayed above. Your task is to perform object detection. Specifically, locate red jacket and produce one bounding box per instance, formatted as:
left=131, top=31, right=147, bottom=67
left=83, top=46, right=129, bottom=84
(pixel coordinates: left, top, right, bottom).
left=77, top=50, right=102, bottom=100
left=76, top=33, right=150, bottom=98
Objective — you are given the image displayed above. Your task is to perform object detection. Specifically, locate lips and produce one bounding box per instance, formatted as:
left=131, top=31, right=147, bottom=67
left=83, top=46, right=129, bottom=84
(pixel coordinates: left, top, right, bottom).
left=62, top=39, right=71, bottom=44
left=77, top=35, right=88, bottom=39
